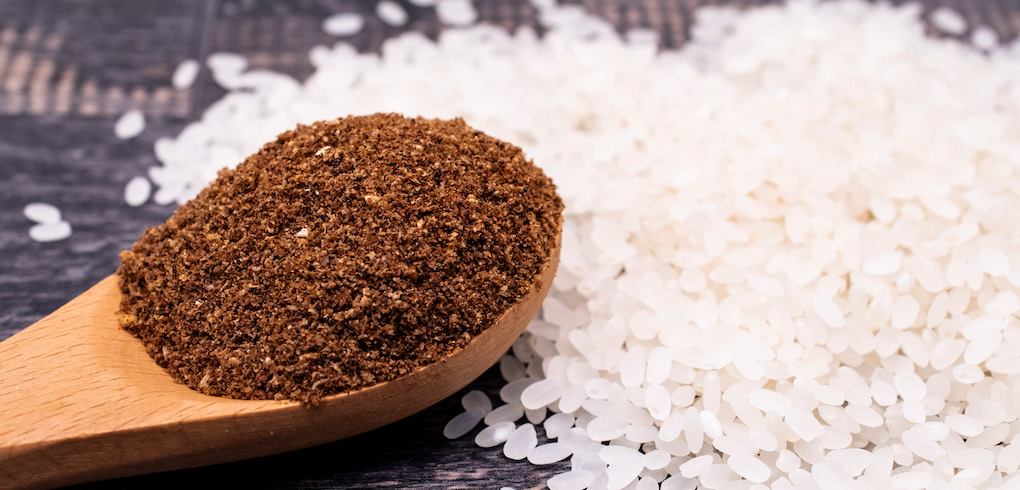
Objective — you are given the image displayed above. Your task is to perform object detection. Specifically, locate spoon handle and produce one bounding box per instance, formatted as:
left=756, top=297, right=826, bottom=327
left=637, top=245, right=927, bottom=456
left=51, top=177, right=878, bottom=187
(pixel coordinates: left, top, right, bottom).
left=0, top=277, right=282, bottom=489
left=0, top=277, right=179, bottom=488
left=0, top=265, right=553, bottom=489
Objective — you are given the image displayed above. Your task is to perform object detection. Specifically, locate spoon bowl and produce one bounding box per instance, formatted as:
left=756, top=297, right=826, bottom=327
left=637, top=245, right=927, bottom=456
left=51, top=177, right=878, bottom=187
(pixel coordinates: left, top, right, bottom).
left=0, top=235, right=559, bottom=489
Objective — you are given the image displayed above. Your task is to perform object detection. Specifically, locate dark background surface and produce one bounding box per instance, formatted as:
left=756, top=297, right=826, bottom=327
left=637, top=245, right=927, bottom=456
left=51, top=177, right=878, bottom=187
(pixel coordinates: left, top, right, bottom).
left=1, top=0, right=1018, bottom=488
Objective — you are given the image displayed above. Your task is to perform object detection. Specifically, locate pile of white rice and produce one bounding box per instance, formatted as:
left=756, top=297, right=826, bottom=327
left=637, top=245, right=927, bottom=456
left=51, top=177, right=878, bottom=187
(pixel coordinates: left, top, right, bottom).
left=132, top=0, right=1020, bottom=488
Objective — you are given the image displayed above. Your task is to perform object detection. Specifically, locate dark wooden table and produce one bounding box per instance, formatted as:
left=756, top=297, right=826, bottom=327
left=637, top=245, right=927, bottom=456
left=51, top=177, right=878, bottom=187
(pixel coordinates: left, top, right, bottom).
left=1, top=0, right=1016, bottom=488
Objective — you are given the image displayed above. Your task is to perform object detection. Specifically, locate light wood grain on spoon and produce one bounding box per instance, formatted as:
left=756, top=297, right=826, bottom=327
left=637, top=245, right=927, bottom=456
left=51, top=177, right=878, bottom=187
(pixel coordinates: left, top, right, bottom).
left=0, top=238, right=559, bottom=489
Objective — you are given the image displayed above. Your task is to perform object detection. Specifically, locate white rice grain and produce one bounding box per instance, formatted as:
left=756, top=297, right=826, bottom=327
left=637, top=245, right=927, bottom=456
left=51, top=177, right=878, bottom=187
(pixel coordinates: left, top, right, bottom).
left=503, top=423, right=538, bottom=460
left=114, top=109, right=145, bottom=139
left=461, top=390, right=492, bottom=416
left=28, top=221, right=72, bottom=243
left=23, top=203, right=61, bottom=224
left=124, top=176, right=152, bottom=207
left=727, top=454, right=771, bottom=483
left=171, top=59, right=200, bottom=90
left=971, top=25, right=998, bottom=50
left=528, top=442, right=572, bottom=464
left=443, top=411, right=482, bottom=439
left=375, top=0, right=408, bottom=26
left=484, top=403, right=524, bottom=425
left=521, top=379, right=563, bottom=410
left=547, top=470, right=595, bottom=490
left=322, top=13, right=365, bottom=36
left=436, top=0, right=477, bottom=27
left=475, top=421, right=516, bottom=448
left=930, top=6, right=966, bottom=35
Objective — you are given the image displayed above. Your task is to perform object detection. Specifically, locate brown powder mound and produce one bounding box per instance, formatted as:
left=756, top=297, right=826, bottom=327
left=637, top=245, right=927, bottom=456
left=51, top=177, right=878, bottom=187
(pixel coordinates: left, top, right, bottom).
left=117, top=113, right=563, bottom=403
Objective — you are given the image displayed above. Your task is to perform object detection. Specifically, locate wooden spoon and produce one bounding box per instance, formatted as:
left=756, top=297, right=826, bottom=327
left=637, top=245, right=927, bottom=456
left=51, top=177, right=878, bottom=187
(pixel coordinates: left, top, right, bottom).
left=0, top=235, right=560, bottom=489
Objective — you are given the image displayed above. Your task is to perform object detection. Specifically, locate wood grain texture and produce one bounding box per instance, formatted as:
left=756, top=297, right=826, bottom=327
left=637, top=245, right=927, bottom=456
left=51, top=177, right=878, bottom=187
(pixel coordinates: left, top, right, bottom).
left=0, top=0, right=1018, bottom=488
left=0, top=232, right=557, bottom=489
